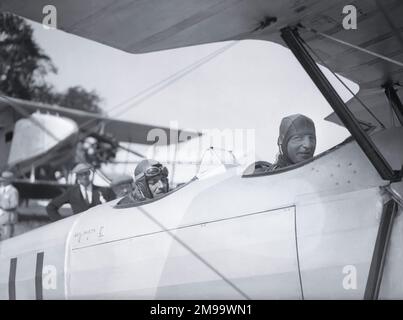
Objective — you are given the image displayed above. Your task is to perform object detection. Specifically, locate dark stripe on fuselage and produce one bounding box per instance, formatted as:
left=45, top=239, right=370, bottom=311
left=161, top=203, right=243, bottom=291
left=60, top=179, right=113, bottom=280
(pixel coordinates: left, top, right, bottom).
left=8, top=258, right=17, bottom=300
left=35, top=252, right=44, bottom=300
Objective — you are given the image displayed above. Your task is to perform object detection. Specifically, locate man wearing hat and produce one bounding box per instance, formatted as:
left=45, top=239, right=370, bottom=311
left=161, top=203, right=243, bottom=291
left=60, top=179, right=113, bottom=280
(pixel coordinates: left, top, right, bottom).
left=118, top=159, right=169, bottom=205
left=0, top=171, right=19, bottom=240
left=46, top=163, right=114, bottom=221
left=110, top=174, right=134, bottom=198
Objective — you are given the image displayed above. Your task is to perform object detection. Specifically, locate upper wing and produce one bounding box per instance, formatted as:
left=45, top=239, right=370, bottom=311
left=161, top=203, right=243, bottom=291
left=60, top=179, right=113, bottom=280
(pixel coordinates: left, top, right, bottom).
left=5, top=0, right=403, bottom=129
left=0, top=95, right=200, bottom=144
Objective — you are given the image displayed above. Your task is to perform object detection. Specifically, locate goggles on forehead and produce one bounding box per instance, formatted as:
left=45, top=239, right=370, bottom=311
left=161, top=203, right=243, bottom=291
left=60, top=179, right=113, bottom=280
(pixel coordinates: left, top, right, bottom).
left=144, top=165, right=168, bottom=179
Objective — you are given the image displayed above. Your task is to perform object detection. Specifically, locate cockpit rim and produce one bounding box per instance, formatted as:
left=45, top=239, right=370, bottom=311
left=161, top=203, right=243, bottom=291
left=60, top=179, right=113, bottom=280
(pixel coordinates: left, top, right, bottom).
left=242, top=135, right=355, bottom=178
left=113, top=176, right=198, bottom=209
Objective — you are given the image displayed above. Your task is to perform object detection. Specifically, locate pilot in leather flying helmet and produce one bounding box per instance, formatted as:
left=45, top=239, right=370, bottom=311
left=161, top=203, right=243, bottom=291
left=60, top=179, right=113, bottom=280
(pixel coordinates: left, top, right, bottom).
left=118, top=159, right=169, bottom=205
left=134, top=159, right=169, bottom=199
left=273, top=113, right=316, bottom=170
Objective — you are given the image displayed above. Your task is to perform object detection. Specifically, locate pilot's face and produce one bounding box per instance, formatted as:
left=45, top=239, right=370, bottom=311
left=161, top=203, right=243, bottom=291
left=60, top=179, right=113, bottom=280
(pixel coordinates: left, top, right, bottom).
left=287, top=134, right=316, bottom=164
left=76, top=171, right=91, bottom=187
left=113, top=182, right=133, bottom=198
left=147, top=175, right=168, bottom=197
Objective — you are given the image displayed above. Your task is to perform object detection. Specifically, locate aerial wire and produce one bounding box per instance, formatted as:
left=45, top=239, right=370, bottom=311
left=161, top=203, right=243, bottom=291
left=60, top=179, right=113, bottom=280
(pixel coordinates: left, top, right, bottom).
left=137, top=206, right=251, bottom=300
left=75, top=41, right=238, bottom=131
left=297, top=25, right=386, bottom=129
left=2, top=41, right=238, bottom=181
left=65, top=41, right=238, bottom=161
left=299, top=25, right=403, bottom=68
left=108, top=41, right=238, bottom=117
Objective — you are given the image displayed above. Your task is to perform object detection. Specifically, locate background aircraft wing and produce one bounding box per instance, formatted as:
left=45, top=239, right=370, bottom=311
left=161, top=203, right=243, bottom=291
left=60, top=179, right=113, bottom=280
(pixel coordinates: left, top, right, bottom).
left=13, top=179, right=72, bottom=200
left=0, top=95, right=200, bottom=144
left=5, top=0, right=403, bottom=130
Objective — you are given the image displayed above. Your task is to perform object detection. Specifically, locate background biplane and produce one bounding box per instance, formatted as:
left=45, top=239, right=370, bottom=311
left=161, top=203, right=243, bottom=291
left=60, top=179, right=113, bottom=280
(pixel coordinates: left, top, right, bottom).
left=0, top=0, right=403, bottom=300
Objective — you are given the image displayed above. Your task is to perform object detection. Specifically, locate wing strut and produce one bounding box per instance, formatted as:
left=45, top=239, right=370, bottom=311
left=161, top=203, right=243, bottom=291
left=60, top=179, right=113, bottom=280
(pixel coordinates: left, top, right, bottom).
left=280, top=27, right=400, bottom=182
left=364, top=199, right=398, bottom=299
left=384, top=84, right=403, bottom=126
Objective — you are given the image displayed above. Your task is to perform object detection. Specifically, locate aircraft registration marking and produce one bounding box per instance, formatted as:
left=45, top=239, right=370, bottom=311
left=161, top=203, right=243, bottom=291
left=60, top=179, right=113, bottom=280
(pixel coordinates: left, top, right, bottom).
left=7, top=252, right=45, bottom=300
left=8, top=258, right=17, bottom=300
left=35, top=252, right=44, bottom=300
left=73, top=225, right=105, bottom=244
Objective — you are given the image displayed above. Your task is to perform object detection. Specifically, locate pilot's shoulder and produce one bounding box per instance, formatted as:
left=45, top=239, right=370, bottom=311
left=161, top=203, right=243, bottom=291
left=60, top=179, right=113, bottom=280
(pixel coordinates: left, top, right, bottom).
left=116, top=195, right=134, bottom=206
left=243, top=161, right=273, bottom=175
left=254, top=163, right=274, bottom=174
left=116, top=190, right=145, bottom=206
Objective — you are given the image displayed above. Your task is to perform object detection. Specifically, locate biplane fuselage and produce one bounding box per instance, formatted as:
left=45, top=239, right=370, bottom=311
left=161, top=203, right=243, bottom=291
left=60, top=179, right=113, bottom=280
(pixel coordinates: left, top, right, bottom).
left=1, top=126, right=402, bottom=299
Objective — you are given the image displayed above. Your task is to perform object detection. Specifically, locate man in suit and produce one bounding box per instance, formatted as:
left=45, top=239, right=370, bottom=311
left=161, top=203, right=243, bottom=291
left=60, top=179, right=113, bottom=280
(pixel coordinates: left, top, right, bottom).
left=46, top=163, right=113, bottom=221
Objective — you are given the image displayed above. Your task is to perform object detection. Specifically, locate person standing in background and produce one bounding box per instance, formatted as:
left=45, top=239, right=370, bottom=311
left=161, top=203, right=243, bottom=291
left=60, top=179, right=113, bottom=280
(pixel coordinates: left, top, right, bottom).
left=0, top=171, right=19, bottom=240
left=46, top=163, right=113, bottom=221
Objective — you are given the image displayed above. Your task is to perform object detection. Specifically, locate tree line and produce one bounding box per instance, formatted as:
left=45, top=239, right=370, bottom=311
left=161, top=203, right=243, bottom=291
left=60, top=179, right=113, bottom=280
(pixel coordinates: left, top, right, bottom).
left=0, top=12, right=102, bottom=114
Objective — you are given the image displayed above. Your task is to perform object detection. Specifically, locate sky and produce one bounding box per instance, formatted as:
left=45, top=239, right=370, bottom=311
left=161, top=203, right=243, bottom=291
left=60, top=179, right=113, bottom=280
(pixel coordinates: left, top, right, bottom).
left=28, top=20, right=359, bottom=184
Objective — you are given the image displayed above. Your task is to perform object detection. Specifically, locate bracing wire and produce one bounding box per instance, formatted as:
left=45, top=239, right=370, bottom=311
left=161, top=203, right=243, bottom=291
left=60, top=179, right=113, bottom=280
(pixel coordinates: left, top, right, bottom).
left=108, top=41, right=238, bottom=118
left=2, top=41, right=238, bottom=181
left=298, top=25, right=386, bottom=129
left=300, top=25, right=403, bottom=68
left=137, top=206, right=251, bottom=300
left=73, top=41, right=238, bottom=137
left=53, top=41, right=238, bottom=161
